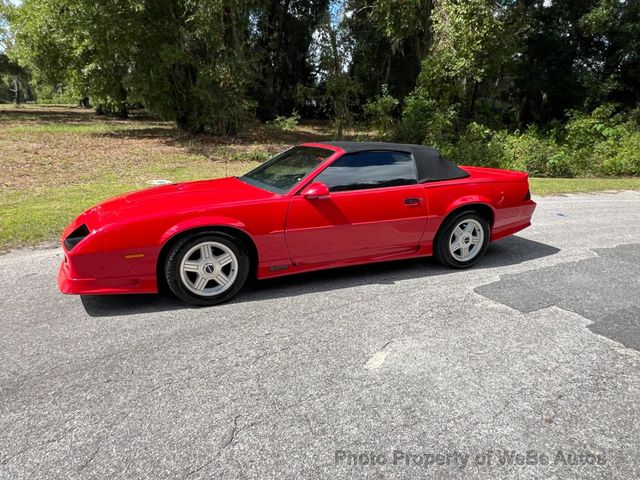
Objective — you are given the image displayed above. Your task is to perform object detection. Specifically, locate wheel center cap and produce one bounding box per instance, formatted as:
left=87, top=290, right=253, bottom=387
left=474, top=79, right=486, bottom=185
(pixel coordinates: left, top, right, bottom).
left=464, top=237, right=471, bottom=244
left=203, top=263, right=216, bottom=275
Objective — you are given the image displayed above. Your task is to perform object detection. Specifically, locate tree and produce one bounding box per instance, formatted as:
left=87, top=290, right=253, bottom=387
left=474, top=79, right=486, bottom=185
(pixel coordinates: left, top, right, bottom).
left=0, top=0, right=10, bottom=52
left=312, top=6, right=358, bottom=138
left=346, top=0, right=433, bottom=107
left=506, top=0, right=596, bottom=126
left=249, top=0, right=329, bottom=121
left=4, top=0, right=639, bottom=139
left=9, top=0, right=132, bottom=115
left=1, top=1, right=30, bottom=104
left=400, top=0, right=507, bottom=143
left=128, top=0, right=253, bottom=133
left=10, top=0, right=253, bottom=132
left=579, top=0, right=640, bottom=109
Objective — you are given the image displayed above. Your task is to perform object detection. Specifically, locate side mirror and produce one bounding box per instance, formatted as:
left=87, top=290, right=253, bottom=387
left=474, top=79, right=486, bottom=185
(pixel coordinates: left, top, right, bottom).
left=302, top=182, right=330, bottom=200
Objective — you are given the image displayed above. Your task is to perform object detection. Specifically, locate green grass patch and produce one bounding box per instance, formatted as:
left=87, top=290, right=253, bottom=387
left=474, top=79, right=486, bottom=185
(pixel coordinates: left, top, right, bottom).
left=6, top=123, right=138, bottom=134
left=0, top=162, right=260, bottom=251
left=0, top=181, right=136, bottom=250
left=530, top=177, right=640, bottom=195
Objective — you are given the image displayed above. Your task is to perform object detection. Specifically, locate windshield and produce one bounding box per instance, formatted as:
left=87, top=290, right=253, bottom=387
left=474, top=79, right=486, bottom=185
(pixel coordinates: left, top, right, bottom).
left=240, top=146, right=333, bottom=193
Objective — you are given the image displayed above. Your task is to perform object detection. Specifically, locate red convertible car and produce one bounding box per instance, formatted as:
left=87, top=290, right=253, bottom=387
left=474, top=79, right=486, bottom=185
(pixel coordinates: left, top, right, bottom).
left=58, top=142, right=536, bottom=305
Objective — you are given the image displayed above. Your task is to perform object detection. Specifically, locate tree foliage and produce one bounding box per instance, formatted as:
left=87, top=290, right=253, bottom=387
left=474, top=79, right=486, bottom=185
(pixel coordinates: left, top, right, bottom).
left=2, top=0, right=639, bottom=151
left=9, top=0, right=252, bottom=131
left=249, top=0, right=329, bottom=120
left=312, top=6, right=358, bottom=138
left=0, top=1, right=30, bottom=104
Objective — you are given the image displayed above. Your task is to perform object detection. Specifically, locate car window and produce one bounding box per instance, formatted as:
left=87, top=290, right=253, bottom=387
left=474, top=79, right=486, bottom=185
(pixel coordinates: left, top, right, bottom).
left=314, top=151, right=417, bottom=192
left=240, top=146, right=333, bottom=193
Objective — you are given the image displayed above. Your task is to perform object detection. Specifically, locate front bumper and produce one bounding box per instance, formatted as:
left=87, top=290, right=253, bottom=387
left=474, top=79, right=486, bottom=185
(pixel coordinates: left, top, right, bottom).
left=57, top=254, right=157, bottom=295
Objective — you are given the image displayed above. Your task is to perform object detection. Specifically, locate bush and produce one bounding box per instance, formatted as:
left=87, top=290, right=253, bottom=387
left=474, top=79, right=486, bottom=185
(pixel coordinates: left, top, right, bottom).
left=399, top=86, right=462, bottom=146
left=546, top=150, right=576, bottom=177
left=562, top=104, right=632, bottom=174
left=443, top=122, right=503, bottom=168
left=500, top=129, right=567, bottom=176
left=600, top=132, right=640, bottom=176
left=399, top=101, right=639, bottom=177
left=229, top=148, right=272, bottom=163
left=398, top=88, right=437, bottom=144
left=269, top=110, right=301, bottom=131
left=26, top=82, right=76, bottom=105
left=363, top=85, right=398, bottom=138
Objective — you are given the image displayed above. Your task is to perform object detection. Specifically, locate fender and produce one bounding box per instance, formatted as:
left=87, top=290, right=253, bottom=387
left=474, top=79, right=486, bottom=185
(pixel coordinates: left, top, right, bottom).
left=420, top=193, right=496, bottom=247
left=159, top=216, right=252, bottom=246
left=442, top=195, right=496, bottom=221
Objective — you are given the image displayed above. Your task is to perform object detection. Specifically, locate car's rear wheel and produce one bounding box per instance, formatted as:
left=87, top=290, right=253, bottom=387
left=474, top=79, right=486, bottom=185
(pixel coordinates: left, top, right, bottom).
left=434, top=211, right=490, bottom=268
left=164, top=232, right=250, bottom=305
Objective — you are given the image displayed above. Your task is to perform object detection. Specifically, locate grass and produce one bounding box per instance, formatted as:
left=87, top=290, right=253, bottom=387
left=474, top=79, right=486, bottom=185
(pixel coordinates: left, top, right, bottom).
left=0, top=105, right=338, bottom=251
left=530, top=177, right=640, bottom=196
left=5, top=123, right=134, bottom=134
left=0, top=104, right=639, bottom=251
left=1, top=181, right=133, bottom=247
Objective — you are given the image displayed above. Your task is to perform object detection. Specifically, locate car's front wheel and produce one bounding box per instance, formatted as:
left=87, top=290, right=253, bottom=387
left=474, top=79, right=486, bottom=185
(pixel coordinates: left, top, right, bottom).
left=164, top=232, right=250, bottom=305
left=434, top=211, right=490, bottom=268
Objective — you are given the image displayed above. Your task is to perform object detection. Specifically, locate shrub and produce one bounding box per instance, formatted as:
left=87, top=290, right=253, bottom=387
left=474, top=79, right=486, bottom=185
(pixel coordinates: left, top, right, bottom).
left=545, top=150, right=575, bottom=177
left=269, top=110, right=301, bottom=131
left=444, top=122, right=503, bottom=168
left=400, top=102, right=639, bottom=177
left=33, top=84, right=77, bottom=105
left=500, top=129, right=566, bottom=176
left=397, top=88, right=435, bottom=144
left=563, top=104, right=637, bottom=174
left=600, top=132, right=640, bottom=176
left=230, top=149, right=272, bottom=163
left=363, top=85, right=398, bottom=139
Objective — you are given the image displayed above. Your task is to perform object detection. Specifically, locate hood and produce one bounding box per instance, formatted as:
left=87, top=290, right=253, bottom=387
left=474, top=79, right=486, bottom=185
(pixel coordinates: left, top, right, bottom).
left=86, top=177, right=276, bottom=226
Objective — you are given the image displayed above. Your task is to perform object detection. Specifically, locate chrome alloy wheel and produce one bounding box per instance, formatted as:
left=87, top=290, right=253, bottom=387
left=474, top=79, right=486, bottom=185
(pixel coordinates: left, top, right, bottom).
left=179, top=241, right=238, bottom=296
left=449, top=218, right=484, bottom=262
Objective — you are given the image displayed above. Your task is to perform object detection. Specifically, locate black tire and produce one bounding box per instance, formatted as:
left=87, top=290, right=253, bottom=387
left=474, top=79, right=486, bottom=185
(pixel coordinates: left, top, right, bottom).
left=164, top=232, right=250, bottom=306
left=434, top=211, right=490, bottom=269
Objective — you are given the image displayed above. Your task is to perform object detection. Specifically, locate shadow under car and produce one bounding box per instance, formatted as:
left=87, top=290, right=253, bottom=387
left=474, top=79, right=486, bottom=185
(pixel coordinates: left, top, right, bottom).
left=80, top=235, right=560, bottom=317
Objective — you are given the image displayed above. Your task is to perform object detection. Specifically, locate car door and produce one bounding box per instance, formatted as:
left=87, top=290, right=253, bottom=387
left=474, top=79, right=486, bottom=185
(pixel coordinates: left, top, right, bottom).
left=284, top=150, right=428, bottom=265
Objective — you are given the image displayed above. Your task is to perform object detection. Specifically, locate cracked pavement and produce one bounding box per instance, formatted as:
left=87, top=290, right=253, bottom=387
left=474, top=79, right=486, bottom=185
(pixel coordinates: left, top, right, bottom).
left=1, top=191, right=640, bottom=479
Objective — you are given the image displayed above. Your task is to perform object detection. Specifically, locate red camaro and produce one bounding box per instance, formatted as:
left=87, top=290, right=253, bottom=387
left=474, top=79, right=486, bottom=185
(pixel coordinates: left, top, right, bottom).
left=58, top=142, right=536, bottom=305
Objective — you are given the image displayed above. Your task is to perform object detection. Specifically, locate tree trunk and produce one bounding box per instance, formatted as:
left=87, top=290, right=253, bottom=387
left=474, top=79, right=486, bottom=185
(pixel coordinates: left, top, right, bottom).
left=385, top=54, right=391, bottom=85
left=275, top=0, right=291, bottom=114
left=176, top=110, right=204, bottom=134
left=14, top=77, right=20, bottom=106
left=116, top=103, right=129, bottom=119
left=468, top=80, right=479, bottom=118
left=336, top=119, right=344, bottom=140
left=517, top=95, right=529, bottom=128
left=115, top=83, right=129, bottom=118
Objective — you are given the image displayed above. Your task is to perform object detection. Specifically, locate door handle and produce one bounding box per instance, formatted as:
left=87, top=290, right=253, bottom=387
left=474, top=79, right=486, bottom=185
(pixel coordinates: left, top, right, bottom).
left=404, top=197, right=423, bottom=206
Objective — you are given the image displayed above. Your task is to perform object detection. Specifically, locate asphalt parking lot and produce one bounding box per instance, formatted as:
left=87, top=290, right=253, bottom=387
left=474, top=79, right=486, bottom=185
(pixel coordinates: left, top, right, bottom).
left=1, top=191, right=639, bottom=479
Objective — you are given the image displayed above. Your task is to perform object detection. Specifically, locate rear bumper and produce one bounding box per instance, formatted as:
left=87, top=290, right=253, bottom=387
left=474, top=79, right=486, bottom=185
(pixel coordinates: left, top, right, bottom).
left=491, top=200, right=536, bottom=241
left=58, top=257, right=157, bottom=295
left=491, top=219, right=531, bottom=241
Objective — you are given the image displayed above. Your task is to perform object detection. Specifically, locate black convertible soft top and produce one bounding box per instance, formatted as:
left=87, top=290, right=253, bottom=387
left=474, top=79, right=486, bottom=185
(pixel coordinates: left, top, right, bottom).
left=320, top=141, right=470, bottom=183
